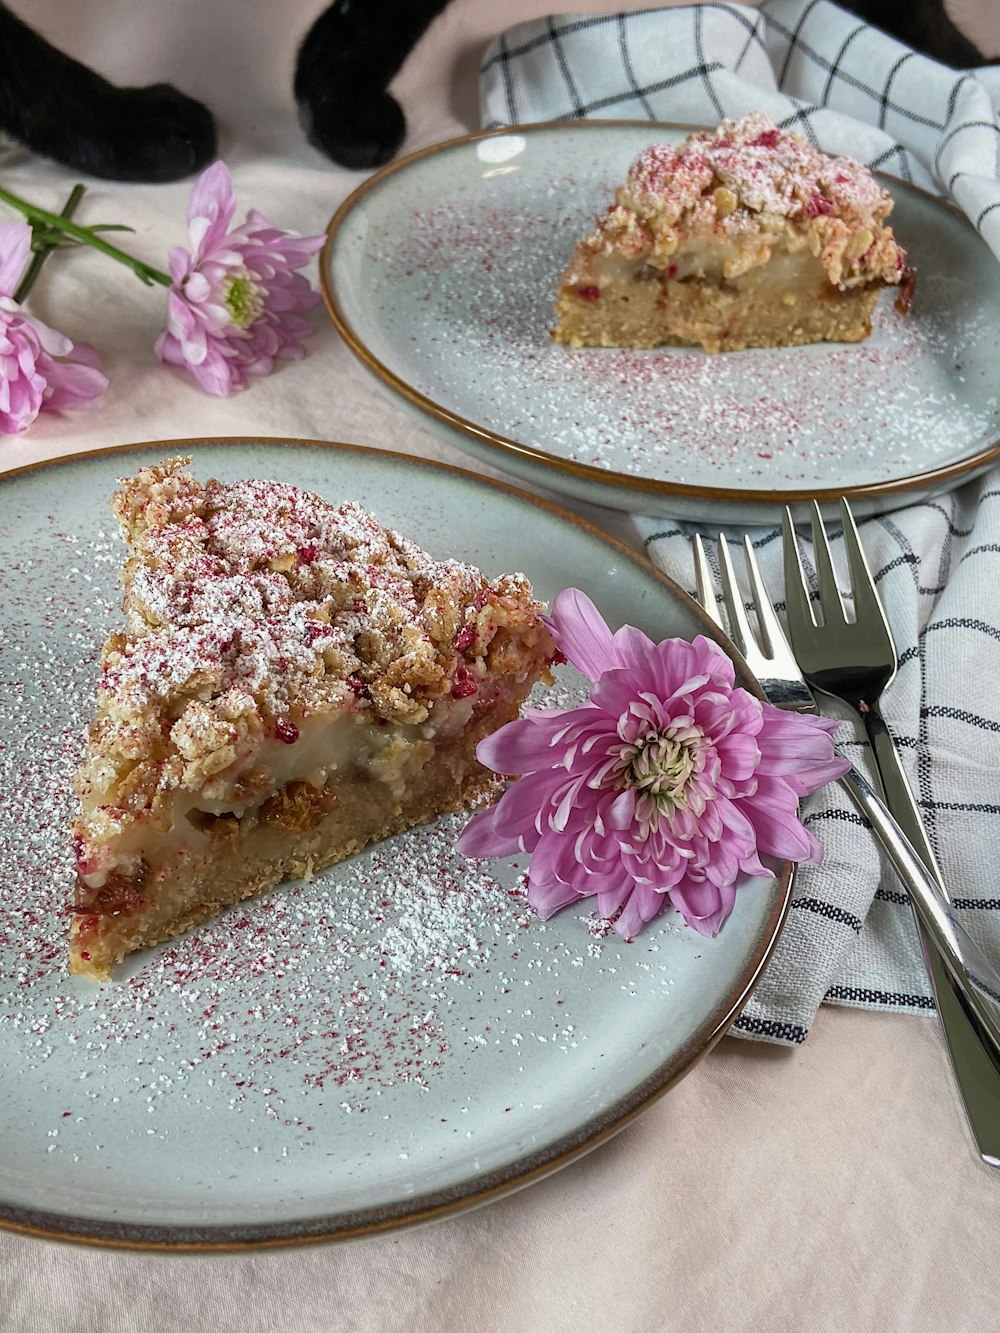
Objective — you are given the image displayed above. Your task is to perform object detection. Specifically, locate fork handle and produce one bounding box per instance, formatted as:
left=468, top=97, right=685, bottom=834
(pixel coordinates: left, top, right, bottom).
left=837, top=765, right=1000, bottom=1000
left=858, top=705, right=1000, bottom=1166
left=861, top=704, right=946, bottom=898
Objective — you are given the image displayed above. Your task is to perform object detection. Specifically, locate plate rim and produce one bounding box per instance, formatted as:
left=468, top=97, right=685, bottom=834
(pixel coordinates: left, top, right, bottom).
left=320, top=120, right=1000, bottom=509
left=0, top=435, right=793, bottom=1252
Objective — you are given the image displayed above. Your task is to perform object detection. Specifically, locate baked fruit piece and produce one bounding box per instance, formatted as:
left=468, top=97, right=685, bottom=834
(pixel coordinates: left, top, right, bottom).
left=552, top=112, right=912, bottom=354
left=70, top=458, right=557, bottom=979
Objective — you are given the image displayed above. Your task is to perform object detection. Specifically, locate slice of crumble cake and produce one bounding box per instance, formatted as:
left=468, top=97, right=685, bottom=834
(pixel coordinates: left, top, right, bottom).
left=70, top=457, right=557, bottom=979
left=552, top=112, right=913, bottom=354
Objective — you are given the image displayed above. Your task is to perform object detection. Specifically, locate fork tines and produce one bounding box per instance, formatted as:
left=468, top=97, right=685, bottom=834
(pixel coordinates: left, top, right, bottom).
left=694, top=532, right=792, bottom=683
left=782, top=499, right=891, bottom=640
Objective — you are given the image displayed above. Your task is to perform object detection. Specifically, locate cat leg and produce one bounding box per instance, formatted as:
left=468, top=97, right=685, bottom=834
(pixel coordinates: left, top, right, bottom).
left=0, top=3, right=217, bottom=182
left=295, top=0, right=453, bottom=170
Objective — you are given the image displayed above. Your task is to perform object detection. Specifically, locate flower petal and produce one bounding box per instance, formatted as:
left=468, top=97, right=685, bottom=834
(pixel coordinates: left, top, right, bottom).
left=544, top=588, right=621, bottom=681
left=615, top=884, right=667, bottom=938
left=476, top=710, right=585, bottom=775
left=669, top=879, right=737, bottom=937
left=0, top=222, right=32, bottom=298
left=458, top=607, right=847, bottom=940
left=740, top=775, right=824, bottom=862
left=0, top=300, right=105, bottom=433
left=158, top=162, right=325, bottom=397
left=455, top=807, right=518, bottom=859
left=527, top=875, right=582, bottom=920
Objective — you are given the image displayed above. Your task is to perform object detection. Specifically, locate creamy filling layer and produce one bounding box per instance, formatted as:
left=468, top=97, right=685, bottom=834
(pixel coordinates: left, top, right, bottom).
left=587, top=241, right=831, bottom=299
left=78, top=696, right=478, bottom=890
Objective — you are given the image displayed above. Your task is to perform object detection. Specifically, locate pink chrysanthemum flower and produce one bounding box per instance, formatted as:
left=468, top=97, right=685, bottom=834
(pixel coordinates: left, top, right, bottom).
left=155, top=161, right=325, bottom=397
left=458, top=589, right=849, bottom=940
left=0, top=221, right=107, bottom=434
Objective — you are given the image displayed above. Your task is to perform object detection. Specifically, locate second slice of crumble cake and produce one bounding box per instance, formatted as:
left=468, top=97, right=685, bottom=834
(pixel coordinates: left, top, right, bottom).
left=70, top=458, right=557, bottom=979
left=552, top=112, right=912, bottom=355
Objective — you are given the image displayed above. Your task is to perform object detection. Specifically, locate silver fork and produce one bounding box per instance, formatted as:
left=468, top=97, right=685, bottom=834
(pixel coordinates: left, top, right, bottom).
left=693, top=532, right=1000, bottom=1165
left=782, top=500, right=942, bottom=889
left=782, top=500, right=1000, bottom=1167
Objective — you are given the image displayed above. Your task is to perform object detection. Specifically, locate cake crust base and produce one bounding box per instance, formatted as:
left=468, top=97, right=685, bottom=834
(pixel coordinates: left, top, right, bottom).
left=552, top=266, right=882, bottom=354
left=70, top=709, right=514, bottom=981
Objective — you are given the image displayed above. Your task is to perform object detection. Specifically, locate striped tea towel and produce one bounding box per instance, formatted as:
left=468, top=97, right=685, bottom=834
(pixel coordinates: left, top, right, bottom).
left=480, top=0, right=1000, bottom=1044
left=639, top=484, right=1000, bottom=1046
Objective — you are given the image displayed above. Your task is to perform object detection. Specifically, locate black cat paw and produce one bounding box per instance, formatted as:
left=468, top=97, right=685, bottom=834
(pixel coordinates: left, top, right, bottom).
left=0, top=4, right=219, bottom=183
left=292, top=0, right=454, bottom=170
left=297, top=88, right=406, bottom=171
left=84, top=83, right=217, bottom=183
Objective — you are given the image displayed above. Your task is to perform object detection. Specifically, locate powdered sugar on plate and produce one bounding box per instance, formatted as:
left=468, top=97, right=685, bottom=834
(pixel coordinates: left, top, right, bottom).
left=0, top=531, right=572, bottom=1104
left=331, top=126, right=1000, bottom=505
left=0, top=492, right=683, bottom=1224
left=0, top=444, right=787, bottom=1242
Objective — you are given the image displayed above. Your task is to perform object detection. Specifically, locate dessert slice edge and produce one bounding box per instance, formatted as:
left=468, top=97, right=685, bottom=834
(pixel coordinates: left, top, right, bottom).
left=70, top=457, right=557, bottom=979
left=552, top=112, right=912, bottom=355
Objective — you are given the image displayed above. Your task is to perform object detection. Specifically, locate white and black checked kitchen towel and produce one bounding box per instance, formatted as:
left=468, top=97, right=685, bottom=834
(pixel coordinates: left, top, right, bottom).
left=480, top=0, right=1000, bottom=1045
left=481, top=0, right=1000, bottom=257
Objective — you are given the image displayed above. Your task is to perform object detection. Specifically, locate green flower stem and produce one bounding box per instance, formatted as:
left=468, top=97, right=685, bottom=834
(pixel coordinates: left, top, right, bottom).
left=13, top=183, right=85, bottom=303
left=0, top=181, right=171, bottom=288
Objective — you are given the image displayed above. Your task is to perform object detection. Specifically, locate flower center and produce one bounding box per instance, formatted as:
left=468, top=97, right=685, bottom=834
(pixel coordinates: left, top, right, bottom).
left=223, top=271, right=264, bottom=330
left=618, top=727, right=702, bottom=814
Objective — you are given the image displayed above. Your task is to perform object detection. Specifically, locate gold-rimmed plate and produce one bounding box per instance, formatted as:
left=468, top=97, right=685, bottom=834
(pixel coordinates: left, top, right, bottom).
left=0, top=438, right=790, bottom=1250
left=322, top=122, right=1000, bottom=525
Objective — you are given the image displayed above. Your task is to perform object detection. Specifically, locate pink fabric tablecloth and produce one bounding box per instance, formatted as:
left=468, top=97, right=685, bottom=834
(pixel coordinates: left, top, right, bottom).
left=2, top=1, right=999, bottom=1328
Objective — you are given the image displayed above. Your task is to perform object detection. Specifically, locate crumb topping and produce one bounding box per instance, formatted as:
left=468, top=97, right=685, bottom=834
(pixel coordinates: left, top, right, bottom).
left=582, top=112, right=905, bottom=289
left=75, top=458, right=550, bottom=828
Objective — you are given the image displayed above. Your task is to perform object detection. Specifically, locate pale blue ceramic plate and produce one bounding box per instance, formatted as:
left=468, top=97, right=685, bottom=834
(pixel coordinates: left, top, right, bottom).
left=0, top=439, right=790, bottom=1249
left=322, top=122, right=1000, bottom=525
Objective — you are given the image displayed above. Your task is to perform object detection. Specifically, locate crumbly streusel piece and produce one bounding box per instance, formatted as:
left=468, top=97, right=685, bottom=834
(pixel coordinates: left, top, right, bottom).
left=552, top=112, right=913, bottom=354
left=71, top=457, right=556, bottom=979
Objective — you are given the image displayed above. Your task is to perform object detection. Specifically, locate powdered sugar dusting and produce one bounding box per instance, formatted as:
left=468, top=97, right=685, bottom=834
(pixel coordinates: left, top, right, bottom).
left=339, top=129, right=1000, bottom=499
left=5, top=473, right=762, bottom=1234
left=625, top=114, right=889, bottom=225
left=105, top=458, right=507, bottom=725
